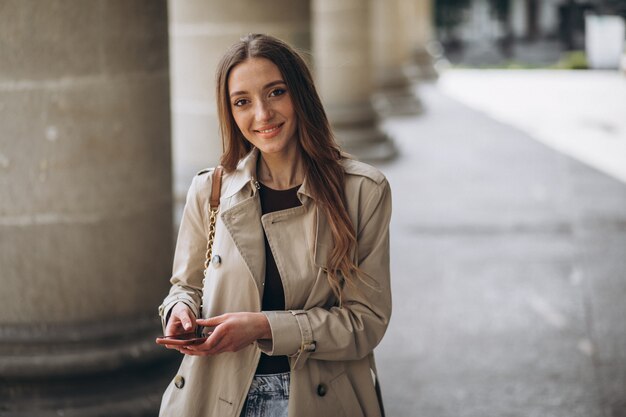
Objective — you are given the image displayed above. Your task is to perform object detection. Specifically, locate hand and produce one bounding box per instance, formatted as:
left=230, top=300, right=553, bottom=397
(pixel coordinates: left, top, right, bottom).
left=178, top=312, right=271, bottom=356
left=163, top=302, right=197, bottom=351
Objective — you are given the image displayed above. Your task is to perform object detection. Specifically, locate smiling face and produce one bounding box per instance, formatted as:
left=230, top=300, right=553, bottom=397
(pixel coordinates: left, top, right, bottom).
left=228, top=57, right=298, bottom=158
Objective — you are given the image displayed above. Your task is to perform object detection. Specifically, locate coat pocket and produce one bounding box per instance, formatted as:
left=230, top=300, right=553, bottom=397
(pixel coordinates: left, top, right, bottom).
left=329, top=372, right=366, bottom=417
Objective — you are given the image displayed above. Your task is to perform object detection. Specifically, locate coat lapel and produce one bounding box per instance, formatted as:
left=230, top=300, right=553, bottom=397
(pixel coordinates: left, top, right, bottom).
left=217, top=147, right=332, bottom=295
left=219, top=149, right=266, bottom=295
left=221, top=196, right=266, bottom=294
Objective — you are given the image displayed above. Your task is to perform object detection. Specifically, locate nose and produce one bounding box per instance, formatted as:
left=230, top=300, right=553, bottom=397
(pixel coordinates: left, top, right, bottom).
left=254, top=99, right=273, bottom=123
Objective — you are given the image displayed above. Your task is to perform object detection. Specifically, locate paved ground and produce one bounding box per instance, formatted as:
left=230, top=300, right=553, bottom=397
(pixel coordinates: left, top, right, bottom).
left=373, top=71, right=626, bottom=417
left=439, top=69, right=626, bottom=183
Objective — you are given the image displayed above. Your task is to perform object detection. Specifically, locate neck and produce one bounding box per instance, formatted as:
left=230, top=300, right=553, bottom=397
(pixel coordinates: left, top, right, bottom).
left=257, top=146, right=304, bottom=190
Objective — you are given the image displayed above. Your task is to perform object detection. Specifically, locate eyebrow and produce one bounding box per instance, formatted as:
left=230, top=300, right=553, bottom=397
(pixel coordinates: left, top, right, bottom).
left=230, top=80, right=286, bottom=98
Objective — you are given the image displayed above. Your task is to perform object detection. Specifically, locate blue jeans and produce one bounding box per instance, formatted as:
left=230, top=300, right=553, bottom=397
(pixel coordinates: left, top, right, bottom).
left=239, top=372, right=290, bottom=417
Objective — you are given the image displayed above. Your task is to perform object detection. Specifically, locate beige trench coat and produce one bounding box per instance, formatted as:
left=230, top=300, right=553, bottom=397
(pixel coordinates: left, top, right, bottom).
left=158, top=148, right=392, bottom=417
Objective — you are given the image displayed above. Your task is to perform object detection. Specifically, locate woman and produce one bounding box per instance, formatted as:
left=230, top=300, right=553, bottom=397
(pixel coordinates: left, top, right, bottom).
left=157, top=34, right=392, bottom=417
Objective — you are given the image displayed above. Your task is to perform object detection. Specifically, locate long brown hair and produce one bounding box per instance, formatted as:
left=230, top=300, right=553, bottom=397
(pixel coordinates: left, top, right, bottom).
left=215, top=33, right=357, bottom=300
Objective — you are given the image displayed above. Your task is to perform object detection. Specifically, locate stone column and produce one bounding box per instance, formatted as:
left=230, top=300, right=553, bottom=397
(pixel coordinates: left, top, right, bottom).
left=0, top=1, right=175, bottom=415
left=169, top=0, right=310, bottom=216
left=405, top=0, right=440, bottom=81
left=370, top=0, right=422, bottom=116
left=313, top=0, right=396, bottom=161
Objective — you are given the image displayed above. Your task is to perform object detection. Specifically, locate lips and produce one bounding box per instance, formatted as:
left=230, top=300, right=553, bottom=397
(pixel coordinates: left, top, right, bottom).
left=254, top=123, right=283, bottom=133
left=253, top=122, right=284, bottom=138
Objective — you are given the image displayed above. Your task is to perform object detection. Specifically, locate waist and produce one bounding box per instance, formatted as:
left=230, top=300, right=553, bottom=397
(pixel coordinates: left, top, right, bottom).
left=256, top=353, right=290, bottom=374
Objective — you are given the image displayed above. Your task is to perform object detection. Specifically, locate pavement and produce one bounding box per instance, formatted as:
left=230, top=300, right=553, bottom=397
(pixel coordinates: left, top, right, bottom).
left=373, top=70, right=626, bottom=417
left=439, top=70, right=626, bottom=184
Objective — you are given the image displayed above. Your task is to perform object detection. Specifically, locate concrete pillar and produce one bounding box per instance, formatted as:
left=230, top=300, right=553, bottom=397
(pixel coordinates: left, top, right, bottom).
left=370, top=0, right=422, bottom=116
left=405, top=0, right=439, bottom=81
left=0, top=1, right=174, bottom=415
left=313, top=0, right=396, bottom=161
left=169, top=0, right=310, bottom=215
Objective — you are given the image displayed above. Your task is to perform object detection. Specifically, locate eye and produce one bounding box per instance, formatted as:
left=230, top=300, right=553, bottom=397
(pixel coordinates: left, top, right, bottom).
left=233, top=98, right=249, bottom=107
left=269, top=88, right=286, bottom=98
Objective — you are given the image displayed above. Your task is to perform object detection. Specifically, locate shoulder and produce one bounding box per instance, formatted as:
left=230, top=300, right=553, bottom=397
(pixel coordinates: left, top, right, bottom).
left=192, top=167, right=216, bottom=188
left=341, top=158, right=386, bottom=184
left=340, top=158, right=388, bottom=194
left=195, top=166, right=230, bottom=182
left=196, top=167, right=215, bottom=177
left=185, top=167, right=218, bottom=202
left=340, top=158, right=391, bottom=215
left=191, top=164, right=236, bottom=202
left=338, top=159, right=391, bottom=234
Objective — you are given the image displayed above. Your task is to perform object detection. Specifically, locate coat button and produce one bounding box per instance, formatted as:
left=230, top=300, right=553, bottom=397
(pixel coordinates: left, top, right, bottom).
left=317, top=383, right=327, bottom=397
left=211, top=254, right=221, bottom=267
left=174, top=375, right=185, bottom=389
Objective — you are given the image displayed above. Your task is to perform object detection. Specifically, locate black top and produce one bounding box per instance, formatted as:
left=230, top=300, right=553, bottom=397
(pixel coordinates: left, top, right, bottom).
left=255, top=182, right=302, bottom=375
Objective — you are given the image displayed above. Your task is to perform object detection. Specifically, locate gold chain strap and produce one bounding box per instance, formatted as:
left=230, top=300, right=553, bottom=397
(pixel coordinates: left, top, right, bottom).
left=204, top=206, right=219, bottom=271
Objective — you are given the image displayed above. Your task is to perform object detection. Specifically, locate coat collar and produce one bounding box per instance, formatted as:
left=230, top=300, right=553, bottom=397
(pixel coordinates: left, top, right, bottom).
left=218, top=148, right=328, bottom=299
left=221, top=147, right=315, bottom=202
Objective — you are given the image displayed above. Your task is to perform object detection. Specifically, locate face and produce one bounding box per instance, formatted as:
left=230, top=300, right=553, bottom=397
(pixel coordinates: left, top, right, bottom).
left=228, top=57, right=298, bottom=158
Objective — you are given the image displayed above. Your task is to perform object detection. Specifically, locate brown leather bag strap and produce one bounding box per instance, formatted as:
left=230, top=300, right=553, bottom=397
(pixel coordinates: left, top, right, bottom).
left=204, top=166, right=224, bottom=271
left=210, top=166, right=224, bottom=209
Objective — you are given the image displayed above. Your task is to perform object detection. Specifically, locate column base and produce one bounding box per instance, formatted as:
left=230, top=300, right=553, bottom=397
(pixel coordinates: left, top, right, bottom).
left=406, top=46, right=440, bottom=82
left=373, top=68, right=423, bottom=117
left=0, top=315, right=178, bottom=416
left=328, top=102, right=397, bottom=162
left=0, top=316, right=169, bottom=378
left=0, top=356, right=179, bottom=417
left=372, top=88, right=423, bottom=118
left=337, top=127, right=397, bottom=162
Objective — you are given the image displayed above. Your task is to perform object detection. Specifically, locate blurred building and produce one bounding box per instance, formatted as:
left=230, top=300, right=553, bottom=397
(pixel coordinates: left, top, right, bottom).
left=436, top=0, right=626, bottom=66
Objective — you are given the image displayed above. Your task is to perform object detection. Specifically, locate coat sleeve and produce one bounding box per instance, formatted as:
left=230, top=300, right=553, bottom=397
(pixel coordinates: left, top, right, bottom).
left=258, top=178, right=392, bottom=367
left=157, top=174, right=209, bottom=333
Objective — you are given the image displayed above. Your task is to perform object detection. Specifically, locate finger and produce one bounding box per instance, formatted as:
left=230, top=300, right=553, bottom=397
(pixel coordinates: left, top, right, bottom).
left=165, top=318, right=188, bottom=335
left=163, top=328, right=182, bottom=339
left=196, top=316, right=224, bottom=327
left=165, top=344, right=182, bottom=351
left=179, top=345, right=211, bottom=356
left=158, top=339, right=176, bottom=349
left=189, top=330, right=225, bottom=354
left=162, top=344, right=185, bottom=355
left=204, top=336, right=226, bottom=355
left=179, top=310, right=195, bottom=332
left=163, top=345, right=180, bottom=350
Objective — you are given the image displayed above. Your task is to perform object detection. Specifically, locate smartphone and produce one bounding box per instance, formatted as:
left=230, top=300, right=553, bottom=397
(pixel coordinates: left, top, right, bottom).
left=155, top=326, right=216, bottom=346
left=155, top=332, right=207, bottom=346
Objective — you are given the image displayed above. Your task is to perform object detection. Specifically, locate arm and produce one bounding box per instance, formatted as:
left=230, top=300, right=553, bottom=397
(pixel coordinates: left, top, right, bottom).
left=157, top=174, right=209, bottom=333
left=258, top=179, right=392, bottom=367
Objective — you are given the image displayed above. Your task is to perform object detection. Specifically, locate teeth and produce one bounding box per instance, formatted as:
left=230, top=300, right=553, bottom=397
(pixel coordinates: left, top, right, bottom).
left=258, top=126, right=279, bottom=133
